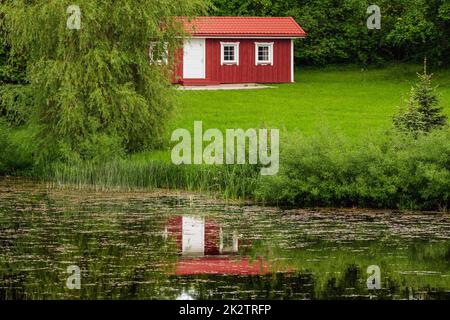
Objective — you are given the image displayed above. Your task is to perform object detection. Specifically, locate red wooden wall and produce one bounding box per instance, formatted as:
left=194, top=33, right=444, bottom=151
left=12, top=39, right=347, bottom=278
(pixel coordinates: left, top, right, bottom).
left=174, top=38, right=292, bottom=84
left=207, top=38, right=292, bottom=83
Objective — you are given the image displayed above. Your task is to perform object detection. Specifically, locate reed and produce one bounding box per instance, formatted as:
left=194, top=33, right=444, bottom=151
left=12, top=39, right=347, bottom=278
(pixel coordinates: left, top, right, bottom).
left=37, top=157, right=260, bottom=200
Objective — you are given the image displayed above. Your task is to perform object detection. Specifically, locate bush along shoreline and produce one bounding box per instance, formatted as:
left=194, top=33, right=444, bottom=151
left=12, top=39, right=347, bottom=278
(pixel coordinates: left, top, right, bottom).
left=30, top=128, right=448, bottom=212
left=256, top=129, right=450, bottom=211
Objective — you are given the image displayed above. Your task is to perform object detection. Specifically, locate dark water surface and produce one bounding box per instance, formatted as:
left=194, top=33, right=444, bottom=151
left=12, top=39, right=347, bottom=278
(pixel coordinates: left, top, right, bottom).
left=0, top=179, right=449, bottom=300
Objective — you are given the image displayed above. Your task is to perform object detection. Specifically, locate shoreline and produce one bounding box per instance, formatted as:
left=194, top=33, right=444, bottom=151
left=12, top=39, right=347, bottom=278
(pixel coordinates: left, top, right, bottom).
left=1, top=176, right=447, bottom=214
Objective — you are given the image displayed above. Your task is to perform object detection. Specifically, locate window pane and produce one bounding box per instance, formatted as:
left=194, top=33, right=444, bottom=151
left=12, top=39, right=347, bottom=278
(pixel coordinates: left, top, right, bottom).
left=258, top=46, right=269, bottom=62
left=224, top=46, right=235, bottom=61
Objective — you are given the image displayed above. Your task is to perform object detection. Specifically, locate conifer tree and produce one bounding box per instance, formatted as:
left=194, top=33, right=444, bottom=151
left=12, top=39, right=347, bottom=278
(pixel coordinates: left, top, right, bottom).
left=394, top=59, right=448, bottom=136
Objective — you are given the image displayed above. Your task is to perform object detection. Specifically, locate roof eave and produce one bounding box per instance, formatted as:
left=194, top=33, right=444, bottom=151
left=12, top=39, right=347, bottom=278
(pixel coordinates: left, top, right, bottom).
left=189, top=34, right=307, bottom=39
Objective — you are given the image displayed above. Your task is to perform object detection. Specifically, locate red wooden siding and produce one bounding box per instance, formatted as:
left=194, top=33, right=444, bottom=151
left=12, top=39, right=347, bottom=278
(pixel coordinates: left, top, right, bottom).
left=173, top=38, right=292, bottom=84
left=206, top=39, right=292, bottom=83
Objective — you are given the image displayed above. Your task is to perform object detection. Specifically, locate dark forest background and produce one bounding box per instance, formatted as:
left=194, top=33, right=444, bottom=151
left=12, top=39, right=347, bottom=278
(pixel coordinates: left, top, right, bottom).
left=210, top=0, right=450, bottom=66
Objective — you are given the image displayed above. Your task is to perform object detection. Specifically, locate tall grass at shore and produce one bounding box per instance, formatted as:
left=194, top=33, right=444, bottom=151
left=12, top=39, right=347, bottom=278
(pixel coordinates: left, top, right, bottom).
left=37, top=157, right=260, bottom=200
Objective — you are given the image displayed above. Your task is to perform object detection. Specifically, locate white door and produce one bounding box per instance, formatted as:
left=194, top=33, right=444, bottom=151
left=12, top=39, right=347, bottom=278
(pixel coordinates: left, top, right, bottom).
left=183, top=39, right=205, bottom=79
left=182, top=216, right=205, bottom=255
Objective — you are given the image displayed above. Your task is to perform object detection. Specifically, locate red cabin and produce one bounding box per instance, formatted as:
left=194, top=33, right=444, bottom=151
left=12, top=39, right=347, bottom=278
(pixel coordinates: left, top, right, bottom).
left=173, top=17, right=307, bottom=86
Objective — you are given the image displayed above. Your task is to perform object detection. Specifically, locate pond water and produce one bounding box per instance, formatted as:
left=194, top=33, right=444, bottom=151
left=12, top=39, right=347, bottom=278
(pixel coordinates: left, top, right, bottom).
left=0, top=179, right=449, bottom=300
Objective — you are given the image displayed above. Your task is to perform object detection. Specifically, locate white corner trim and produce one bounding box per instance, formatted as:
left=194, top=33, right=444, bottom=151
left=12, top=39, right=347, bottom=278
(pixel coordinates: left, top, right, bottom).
left=291, top=39, right=294, bottom=83
left=203, top=38, right=206, bottom=78
left=220, top=42, right=240, bottom=66
left=255, top=42, right=274, bottom=66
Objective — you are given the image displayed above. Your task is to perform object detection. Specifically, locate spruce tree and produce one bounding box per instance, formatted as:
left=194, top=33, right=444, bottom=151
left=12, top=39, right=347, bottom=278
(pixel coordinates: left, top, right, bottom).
left=394, top=60, right=448, bottom=136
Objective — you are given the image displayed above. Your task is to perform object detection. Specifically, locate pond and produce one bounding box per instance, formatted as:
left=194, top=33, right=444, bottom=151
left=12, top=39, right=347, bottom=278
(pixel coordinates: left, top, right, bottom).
left=0, top=178, right=449, bottom=300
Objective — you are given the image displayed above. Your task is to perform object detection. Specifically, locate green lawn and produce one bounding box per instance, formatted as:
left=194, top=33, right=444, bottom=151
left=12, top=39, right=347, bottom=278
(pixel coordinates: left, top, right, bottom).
left=169, top=64, right=450, bottom=140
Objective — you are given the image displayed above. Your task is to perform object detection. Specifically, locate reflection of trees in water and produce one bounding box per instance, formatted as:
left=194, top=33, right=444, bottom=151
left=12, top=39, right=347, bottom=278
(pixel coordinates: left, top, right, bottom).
left=170, top=267, right=398, bottom=300
left=321, top=264, right=398, bottom=300
left=1, top=182, right=450, bottom=300
left=172, top=273, right=316, bottom=300
left=0, top=200, right=180, bottom=299
left=170, top=263, right=450, bottom=300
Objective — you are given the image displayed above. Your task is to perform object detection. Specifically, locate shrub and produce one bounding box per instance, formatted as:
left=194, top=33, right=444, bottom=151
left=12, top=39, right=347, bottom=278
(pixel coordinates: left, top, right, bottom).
left=256, top=129, right=450, bottom=210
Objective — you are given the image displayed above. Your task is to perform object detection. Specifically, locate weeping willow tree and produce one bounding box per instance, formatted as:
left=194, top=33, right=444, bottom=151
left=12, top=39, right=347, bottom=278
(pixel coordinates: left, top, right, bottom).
left=1, top=0, right=207, bottom=162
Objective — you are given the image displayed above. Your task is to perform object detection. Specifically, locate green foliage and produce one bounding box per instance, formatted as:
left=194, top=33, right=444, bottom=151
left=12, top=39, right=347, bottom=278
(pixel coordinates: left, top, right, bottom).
left=1, top=3, right=32, bottom=127
left=2, top=0, right=207, bottom=163
left=393, top=98, right=426, bottom=137
left=0, top=6, right=27, bottom=85
left=0, top=119, right=34, bottom=175
left=256, top=129, right=450, bottom=210
left=0, top=119, right=13, bottom=174
left=394, top=66, right=448, bottom=136
left=211, top=0, right=450, bottom=66
left=0, top=84, right=33, bottom=126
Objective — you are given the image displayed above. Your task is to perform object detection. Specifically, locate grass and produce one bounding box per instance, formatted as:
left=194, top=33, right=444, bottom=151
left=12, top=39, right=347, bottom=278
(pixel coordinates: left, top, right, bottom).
left=169, top=64, right=450, bottom=140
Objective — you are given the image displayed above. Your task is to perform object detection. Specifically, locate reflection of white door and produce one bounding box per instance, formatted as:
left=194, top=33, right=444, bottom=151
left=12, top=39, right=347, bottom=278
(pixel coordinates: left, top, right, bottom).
left=183, top=39, right=205, bottom=79
left=182, top=216, right=205, bottom=255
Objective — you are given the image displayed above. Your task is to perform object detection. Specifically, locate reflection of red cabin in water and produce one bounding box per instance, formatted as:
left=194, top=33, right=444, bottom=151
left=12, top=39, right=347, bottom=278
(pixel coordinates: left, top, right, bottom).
left=165, top=216, right=269, bottom=275
left=176, top=257, right=268, bottom=276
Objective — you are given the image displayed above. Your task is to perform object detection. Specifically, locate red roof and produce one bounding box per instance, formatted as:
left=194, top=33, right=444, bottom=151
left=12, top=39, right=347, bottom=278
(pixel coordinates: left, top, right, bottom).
left=175, top=257, right=270, bottom=275
left=180, top=17, right=307, bottom=38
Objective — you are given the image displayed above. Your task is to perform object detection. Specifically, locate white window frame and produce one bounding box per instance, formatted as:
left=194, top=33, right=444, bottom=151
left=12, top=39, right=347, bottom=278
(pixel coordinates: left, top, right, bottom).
left=291, top=39, right=295, bottom=82
left=255, top=42, right=274, bottom=66
left=149, top=42, right=168, bottom=65
left=220, top=42, right=239, bottom=66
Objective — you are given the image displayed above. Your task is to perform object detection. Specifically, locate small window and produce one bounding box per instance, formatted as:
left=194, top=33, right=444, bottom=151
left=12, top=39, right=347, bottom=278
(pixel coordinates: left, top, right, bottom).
left=255, top=42, right=274, bottom=65
left=224, top=46, right=235, bottom=62
left=149, top=42, right=168, bottom=65
left=221, top=42, right=239, bottom=65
